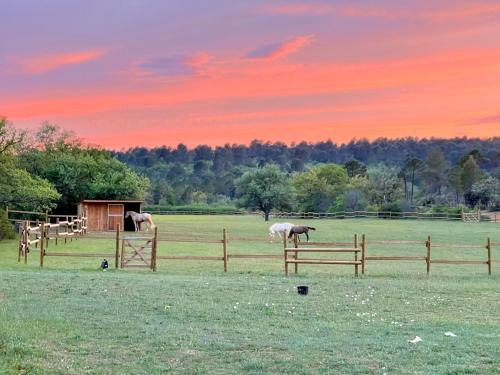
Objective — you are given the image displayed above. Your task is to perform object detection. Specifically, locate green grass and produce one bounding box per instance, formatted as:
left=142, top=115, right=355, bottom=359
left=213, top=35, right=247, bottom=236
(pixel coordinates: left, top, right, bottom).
left=1, top=216, right=499, bottom=374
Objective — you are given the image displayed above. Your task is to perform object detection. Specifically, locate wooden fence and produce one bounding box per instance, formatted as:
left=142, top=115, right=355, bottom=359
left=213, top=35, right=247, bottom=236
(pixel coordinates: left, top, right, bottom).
left=18, top=216, right=87, bottom=266
left=17, top=215, right=89, bottom=266
left=155, top=229, right=228, bottom=272
left=362, top=236, right=493, bottom=275
left=273, top=210, right=500, bottom=222
left=283, top=234, right=361, bottom=276
left=15, top=223, right=496, bottom=275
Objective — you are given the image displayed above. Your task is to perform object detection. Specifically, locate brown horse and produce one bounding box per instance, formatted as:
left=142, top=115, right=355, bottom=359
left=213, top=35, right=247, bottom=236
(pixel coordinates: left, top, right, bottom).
left=288, top=226, right=316, bottom=241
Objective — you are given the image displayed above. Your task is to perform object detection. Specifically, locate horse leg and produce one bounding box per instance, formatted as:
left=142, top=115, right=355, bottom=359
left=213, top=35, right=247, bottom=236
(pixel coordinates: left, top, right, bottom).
left=305, top=231, right=309, bottom=241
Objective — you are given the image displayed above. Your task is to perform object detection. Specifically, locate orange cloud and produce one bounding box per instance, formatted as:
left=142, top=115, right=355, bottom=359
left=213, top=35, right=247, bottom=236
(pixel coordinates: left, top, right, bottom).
left=20, top=50, right=105, bottom=74
left=5, top=47, right=500, bottom=120
left=264, top=2, right=500, bottom=21
left=185, top=52, right=213, bottom=68
left=245, top=34, right=314, bottom=60
left=262, top=3, right=397, bottom=18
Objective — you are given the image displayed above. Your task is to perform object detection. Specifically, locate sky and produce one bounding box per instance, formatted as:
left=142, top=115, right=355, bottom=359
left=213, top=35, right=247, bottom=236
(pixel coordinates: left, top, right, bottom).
left=1, top=0, right=500, bottom=149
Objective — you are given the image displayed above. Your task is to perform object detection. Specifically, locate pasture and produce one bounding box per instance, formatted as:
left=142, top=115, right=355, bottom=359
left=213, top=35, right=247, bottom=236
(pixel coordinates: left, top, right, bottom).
left=0, top=216, right=499, bottom=374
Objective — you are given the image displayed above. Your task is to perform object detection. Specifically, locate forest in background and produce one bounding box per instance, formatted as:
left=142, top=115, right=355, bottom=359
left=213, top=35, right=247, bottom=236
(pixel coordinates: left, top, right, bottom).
left=114, top=137, right=500, bottom=216
left=1, top=117, right=499, bottom=234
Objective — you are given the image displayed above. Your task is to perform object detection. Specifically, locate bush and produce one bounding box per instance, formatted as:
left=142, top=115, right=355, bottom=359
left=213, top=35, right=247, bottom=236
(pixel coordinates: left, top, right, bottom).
left=143, top=204, right=245, bottom=215
left=0, top=209, right=15, bottom=240
left=378, top=201, right=403, bottom=218
left=431, top=205, right=462, bottom=214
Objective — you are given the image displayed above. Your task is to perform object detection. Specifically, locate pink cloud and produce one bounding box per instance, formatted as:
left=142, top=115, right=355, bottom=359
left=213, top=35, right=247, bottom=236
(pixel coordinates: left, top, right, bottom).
left=246, top=34, right=314, bottom=60
left=263, top=2, right=500, bottom=21
left=419, top=3, right=500, bottom=22
left=21, top=50, right=105, bottom=74
left=185, top=52, right=212, bottom=68
left=469, top=112, right=500, bottom=125
left=262, top=3, right=397, bottom=18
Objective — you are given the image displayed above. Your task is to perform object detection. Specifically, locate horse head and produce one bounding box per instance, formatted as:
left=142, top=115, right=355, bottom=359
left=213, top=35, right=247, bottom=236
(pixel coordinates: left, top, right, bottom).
left=125, top=211, right=130, bottom=218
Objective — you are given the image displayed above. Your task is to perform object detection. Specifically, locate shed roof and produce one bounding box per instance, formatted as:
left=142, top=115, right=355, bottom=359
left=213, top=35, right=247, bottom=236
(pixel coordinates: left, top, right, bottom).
left=80, top=200, right=144, bottom=204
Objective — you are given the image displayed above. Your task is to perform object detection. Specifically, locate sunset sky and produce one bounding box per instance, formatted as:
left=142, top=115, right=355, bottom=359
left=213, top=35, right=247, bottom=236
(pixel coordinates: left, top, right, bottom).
left=2, top=0, right=500, bottom=149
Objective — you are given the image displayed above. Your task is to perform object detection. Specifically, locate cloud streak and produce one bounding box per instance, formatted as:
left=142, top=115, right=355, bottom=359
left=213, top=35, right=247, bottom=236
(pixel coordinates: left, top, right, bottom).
left=263, top=2, right=500, bottom=21
left=262, top=3, right=397, bottom=18
left=21, top=50, right=105, bottom=74
left=470, top=112, right=500, bottom=125
left=245, top=35, right=314, bottom=60
left=135, top=52, right=212, bottom=77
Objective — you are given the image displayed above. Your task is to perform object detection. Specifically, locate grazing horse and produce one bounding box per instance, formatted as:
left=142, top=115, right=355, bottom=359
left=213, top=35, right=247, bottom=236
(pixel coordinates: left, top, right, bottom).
left=288, top=226, right=316, bottom=241
left=269, top=223, right=295, bottom=240
left=125, top=211, right=155, bottom=232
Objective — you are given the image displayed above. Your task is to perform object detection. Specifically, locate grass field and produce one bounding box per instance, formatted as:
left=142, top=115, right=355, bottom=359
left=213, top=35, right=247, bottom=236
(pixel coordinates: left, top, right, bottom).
left=1, top=216, right=499, bottom=374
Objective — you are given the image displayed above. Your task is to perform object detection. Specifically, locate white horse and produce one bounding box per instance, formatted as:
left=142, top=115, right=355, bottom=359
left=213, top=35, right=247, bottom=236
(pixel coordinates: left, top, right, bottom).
left=125, top=211, right=155, bottom=232
left=269, top=222, right=294, bottom=240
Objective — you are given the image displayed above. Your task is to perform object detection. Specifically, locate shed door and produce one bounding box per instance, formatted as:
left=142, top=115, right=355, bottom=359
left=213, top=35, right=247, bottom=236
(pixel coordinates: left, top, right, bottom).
left=108, top=204, right=124, bottom=231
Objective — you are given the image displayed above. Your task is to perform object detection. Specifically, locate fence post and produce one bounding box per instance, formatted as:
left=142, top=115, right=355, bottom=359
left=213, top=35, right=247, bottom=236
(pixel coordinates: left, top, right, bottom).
left=17, top=221, right=24, bottom=262
left=120, top=236, right=126, bottom=269
left=55, top=218, right=59, bottom=245
left=426, top=235, right=431, bottom=275
left=24, top=221, right=29, bottom=264
left=361, top=234, right=366, bottom=275
left=293, top=233, right=299, bottom=274
left=283, top=232, right=288, bottom=276
left=45, top=220, right=50, bottom=248
left=115, top=223, right=120, bottom=268
left=40, top=223, right=45, bottom=268
left=354, top=234, right=358, bottom=277
left=151, top=226, right=158, bottom=272
left=35, top=219, right=39, bottom=248
left=223, top=228, right=228, bottom=273
left=487, top=237, right=492, bottom=275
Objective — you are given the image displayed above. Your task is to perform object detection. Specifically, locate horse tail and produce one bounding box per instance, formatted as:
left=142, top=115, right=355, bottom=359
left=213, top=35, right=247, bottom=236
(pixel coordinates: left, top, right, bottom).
left=308, top=227, right=316, bottom=230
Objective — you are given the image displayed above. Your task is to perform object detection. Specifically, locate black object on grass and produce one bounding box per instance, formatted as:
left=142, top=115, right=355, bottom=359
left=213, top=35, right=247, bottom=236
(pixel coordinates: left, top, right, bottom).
left=101, top=259, right=109, bottom=270
left=297, top=286, right=308, bottom=295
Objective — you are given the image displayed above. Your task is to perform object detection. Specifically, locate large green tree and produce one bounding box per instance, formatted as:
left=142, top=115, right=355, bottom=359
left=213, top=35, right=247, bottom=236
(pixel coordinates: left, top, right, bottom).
left=235, top=164, right=293, bottom=221
left=0, top=119, right=60, bottom=212
left=422, top=147, right=448, bottom=197
left=19, top=124, right=149, bottom=212
left=293, top=164, right=348, bottom=212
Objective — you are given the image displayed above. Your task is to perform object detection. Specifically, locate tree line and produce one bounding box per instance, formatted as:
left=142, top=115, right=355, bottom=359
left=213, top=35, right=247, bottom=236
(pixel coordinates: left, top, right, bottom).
left=113, top=138, right=499, bottom=217
left=1, top=118, right=499, bottom=232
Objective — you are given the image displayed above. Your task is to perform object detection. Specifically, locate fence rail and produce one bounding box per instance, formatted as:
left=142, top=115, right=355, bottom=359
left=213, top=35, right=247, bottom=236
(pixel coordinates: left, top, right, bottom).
left=272, top=210, right=468, bottom=220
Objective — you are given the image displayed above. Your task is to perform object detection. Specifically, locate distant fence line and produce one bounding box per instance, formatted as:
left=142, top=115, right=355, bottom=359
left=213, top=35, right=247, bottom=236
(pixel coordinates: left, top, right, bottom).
left=6, top=206, right=499, bottom=223
left=273, top=211, right=460, bottom=220
left=274, top=210, right=500, bottom=222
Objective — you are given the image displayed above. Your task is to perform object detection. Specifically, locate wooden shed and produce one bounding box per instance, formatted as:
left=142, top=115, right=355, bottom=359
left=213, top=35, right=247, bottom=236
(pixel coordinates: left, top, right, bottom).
left=78, top=200, right=144, bottom=232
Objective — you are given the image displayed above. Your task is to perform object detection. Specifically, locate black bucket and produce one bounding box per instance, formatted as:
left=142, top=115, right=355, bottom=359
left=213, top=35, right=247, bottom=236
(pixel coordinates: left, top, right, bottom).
left=297, top=286, right=309, bottom=295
